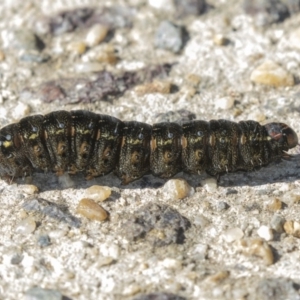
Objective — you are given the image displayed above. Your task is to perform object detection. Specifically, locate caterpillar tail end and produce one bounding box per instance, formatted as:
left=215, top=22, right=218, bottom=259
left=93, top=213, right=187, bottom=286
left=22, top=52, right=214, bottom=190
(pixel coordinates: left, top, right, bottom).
left=265, top=122, right=298, bottom=149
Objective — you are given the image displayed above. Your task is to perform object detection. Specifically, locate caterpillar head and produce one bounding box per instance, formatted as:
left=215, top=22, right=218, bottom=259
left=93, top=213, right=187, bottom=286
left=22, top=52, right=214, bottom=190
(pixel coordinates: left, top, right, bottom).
left=265, top=122, right=298, bottom=150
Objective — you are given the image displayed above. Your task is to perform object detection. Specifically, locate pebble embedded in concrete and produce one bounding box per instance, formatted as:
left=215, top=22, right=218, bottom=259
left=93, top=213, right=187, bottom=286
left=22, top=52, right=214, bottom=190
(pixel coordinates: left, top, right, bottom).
left=163, top=179, right=194, bottom=200
left=74, top=62, right=104, bottom=73
left=238, top=238, right=274, bottom=265
left=11, top=102, right=31, bottom=120
left=257, top=225, right=274, bottom=241
left=270, top=214, right=285, bottom=233
left=250, top=60, right=294, bottom=87
left=0, top=50, right=5, bottom=61
left=283, top=220, right=300, bottom=238
left=223, top=227, right=244, bottom=243
left=135, top=80, right=171, bottom=96
left=37, top=234, right=51, bottom=247
left=16, top=216, right=36, bottom=235
left=21, top=184, right=39, bottom=195
left=288, top=28, right=300, bottom=50
left=85, top=24, right=109, bottom=48
left=148, top=0, right=174, bottom=11
left=267, top=198, right=283, bottom=211
left=201, top=178, right=218, bottom=193
left=83, top=185, right=111, bottom=202
left=213, top=34, right=229, bottom=46
left=122, top=284, right=141, bottom=296
left=67, top=41, right=86, bottom=55
left=77, top=198, right=108, bottom=221
left=215, top=96, right=234, bottom=110
left=24, top=287, right=62, bottom=300
left=205, top=270, right=230, bottom=284
left=155, top=21, right=184, bottom=53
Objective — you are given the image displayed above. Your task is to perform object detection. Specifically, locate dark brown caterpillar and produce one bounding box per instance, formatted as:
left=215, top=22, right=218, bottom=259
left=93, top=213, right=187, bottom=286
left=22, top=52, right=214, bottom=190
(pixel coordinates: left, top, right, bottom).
left=0, top=110, right=297, bottom=184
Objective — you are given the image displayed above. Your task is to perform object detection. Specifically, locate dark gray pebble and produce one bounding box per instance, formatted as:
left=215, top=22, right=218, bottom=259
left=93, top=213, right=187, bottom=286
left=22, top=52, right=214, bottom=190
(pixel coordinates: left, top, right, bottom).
left=282, top=0, right=300, bottom=13
left=155, top=21, right=184, bottom=53
left=10, top=29, right=45, bottom=51
left=249, top=278, right=300, bottom=300
left=48, top=7, right=94, bottom=35
left=23, top=64, right=172, bottom=104
left=123, top=203, right=190, bottom=246
left=226, top=188, right=238, bottom=196
left=46, top=6, right=134, bottom=35
left=174, top=0, right=206, bottom=17
left=133, top=292, right=186, bottom=300
left=19, top=52, right=50, bottom=63
left=24, top=287, right=62, bottom=300
left=216, top=201, right=229, bottom=211
left=242, top=0, right=290, bottom=26
left=23, top=198, right=81, bottom=228
left=37, top=234, right=51, bottom=247
left=10, top=253, right=23, bottom=265
left=270, top=214, right=285, bottom=233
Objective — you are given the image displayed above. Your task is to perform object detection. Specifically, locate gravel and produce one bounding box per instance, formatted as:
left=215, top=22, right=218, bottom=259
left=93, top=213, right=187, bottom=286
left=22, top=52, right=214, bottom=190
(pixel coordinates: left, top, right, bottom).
left=1, top=0, right=300, bottom=299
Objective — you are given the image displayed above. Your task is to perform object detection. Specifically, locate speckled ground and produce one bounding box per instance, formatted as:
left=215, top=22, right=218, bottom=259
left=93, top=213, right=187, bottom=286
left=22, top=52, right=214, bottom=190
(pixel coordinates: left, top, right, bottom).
left=1, top=0, right=300, bottom=299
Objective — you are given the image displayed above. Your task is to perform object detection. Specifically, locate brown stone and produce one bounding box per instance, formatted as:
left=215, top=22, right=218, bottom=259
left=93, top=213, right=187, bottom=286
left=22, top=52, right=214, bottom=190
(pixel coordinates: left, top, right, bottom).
left=76, top=198, right=108, bottom=221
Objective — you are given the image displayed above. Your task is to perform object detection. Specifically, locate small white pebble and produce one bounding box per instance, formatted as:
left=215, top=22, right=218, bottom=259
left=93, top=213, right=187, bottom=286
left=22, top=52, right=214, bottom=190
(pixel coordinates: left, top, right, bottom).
left=279, top=183, right=290, bottom=192
left=193, top=243, right=208, bottom=258
left=194, top=215, right=209, bottom=228
left=21, top=184, right=39, bottom=195
left=100, top=244, right=120, bottom=259
left=215, top=97, right=234, bottom=110
left=67, top=41, right=86, bottom=55
left=107, top=244, right=120, bottom=260
left=19, top=210, right=28, bottom=219
left=213, top=34, right=228, bottom=46
left=11, top=102, right=31, bottom=120
left=201, top=178, right=218, bottom=193
left=122, top=284, right=141, bottom=296
left=148, top=0, right=174, bottom=10
left=74, top=62, right=104, bottom=73
left=163, top=179, right=194, bottom=200
left=85, top=24, right=109, bottom=48
left=48, top=229, right=68, bottom=239
left=223, top=227, right=244, bottom=243
left=247, top=110, right=266, bottom=122
left=162, top=258, right=182, bottom=269
left=250, top=60, right=294, bottom=87
left=96, top=256, right=114, bottom=268
left=257, top=225, right=274, bottom=241
left=288, top=28, right=300, bottom=50
left=16, top=216, right=36, bottom=235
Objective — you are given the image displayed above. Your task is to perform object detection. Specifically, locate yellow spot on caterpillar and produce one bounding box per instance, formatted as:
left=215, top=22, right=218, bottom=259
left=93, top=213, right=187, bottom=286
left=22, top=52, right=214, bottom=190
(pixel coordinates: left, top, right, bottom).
left=29, top=134, right=38, bottom=139
left=209, top=134, right=215, bottom=146
left=181, top=136, right=187, bottom=148
left=55, top=129, right=64, bottom=134
left=96, top=129, right=101, bottom=140
left=71, top=126, right=75, bottom=136
left=240, top=134, right=246, bottom=145
left=151, top=137, right=157, bottom=151
left=157, top=138, right=172, bottom=146
left=128, top=138, right=142, bottom=145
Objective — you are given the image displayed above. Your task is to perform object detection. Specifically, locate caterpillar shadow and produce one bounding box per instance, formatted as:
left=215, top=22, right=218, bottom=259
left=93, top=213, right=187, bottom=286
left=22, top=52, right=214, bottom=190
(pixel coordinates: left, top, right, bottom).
left=19, top=154, right=300, bottom=192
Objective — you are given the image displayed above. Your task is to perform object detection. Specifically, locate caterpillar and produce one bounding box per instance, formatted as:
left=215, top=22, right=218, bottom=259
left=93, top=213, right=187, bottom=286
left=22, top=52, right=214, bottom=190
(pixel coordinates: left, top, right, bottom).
left=0, top=110, right=297, bottom=184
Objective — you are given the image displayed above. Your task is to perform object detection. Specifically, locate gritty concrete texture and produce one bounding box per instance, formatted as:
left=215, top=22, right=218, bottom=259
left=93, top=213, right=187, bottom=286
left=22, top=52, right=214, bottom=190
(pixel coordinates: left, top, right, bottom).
left=0, top=0, right=300, bottom=299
